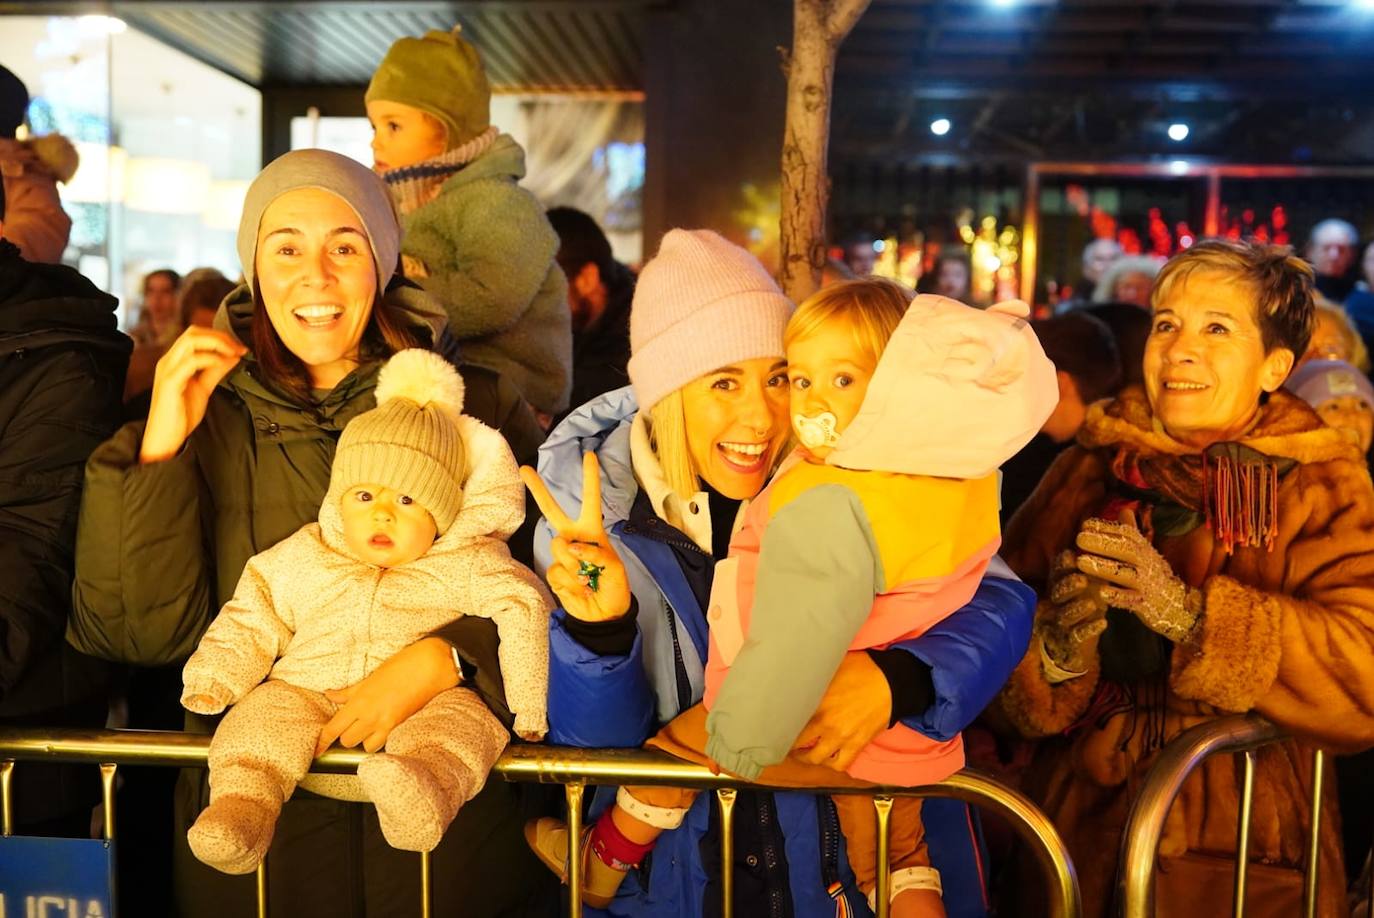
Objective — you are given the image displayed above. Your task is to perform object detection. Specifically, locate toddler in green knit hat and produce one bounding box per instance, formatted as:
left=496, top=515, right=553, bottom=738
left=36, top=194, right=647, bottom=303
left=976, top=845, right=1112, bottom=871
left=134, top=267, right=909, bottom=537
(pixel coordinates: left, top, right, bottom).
left=366, top=26, right=572, bottom=420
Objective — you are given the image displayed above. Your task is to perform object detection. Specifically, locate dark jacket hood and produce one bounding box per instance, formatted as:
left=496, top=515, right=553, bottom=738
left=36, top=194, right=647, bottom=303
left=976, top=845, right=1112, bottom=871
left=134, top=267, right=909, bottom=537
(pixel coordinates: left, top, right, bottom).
left=0, top=240, right=124, bottom=343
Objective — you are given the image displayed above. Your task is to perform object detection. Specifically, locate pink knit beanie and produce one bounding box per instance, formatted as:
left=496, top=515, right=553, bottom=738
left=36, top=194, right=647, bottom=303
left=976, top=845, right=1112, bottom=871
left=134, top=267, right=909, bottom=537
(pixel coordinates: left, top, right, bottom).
left=628, top=229, right=794, bottom=411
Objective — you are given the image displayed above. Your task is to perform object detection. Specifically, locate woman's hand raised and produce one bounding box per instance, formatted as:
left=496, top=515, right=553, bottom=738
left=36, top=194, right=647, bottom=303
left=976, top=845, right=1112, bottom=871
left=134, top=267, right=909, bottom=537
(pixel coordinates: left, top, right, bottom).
left=140, top=326, right=247, bottom=463
left=520, top=452, right=632, bottom=623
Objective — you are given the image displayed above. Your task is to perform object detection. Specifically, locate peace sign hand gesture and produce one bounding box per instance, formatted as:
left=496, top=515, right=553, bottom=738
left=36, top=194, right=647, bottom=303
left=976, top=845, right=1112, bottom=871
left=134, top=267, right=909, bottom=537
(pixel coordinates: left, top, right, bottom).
left=520, top=452, right=632, bottom=623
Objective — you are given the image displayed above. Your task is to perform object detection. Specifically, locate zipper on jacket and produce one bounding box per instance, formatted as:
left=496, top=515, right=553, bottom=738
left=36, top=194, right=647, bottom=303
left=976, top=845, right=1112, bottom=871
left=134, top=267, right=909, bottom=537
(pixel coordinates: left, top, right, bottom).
left=659, top=596, right=693, bottom=712
left=818, top=796, right=865, bottom=913
left=758, top=793, right=789, bottom=918
left=622, top=519, right=709, bottom=557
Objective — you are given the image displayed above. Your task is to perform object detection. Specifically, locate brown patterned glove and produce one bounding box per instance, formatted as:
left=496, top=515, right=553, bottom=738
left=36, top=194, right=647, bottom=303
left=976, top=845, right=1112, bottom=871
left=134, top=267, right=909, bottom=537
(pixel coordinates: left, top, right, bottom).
left=1075, top=517, right=1202, bottom=644
left=1037, top=550, right=1110, bottom=678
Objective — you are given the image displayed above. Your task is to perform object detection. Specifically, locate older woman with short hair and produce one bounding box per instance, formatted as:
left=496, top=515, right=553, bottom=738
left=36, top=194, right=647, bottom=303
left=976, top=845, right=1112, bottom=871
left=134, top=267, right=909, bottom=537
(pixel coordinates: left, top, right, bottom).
left=997, top=238, right=1374, bottom=917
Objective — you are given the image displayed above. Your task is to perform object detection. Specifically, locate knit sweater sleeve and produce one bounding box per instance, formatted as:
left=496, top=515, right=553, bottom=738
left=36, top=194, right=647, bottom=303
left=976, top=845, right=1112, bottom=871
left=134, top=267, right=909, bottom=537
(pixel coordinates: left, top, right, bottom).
left=180, top=534, right=298, bottom=708
left=409, top=181, right=560, bottom=340
left=458, top=540, right=555, bottom=739
left=705, top=485, right=881, bottom=780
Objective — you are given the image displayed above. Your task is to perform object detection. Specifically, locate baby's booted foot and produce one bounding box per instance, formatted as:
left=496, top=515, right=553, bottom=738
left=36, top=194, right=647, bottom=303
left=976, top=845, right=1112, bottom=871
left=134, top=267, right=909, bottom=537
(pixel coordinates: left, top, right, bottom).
left=357, top=753, right=457, bottom=852
left=187, top=795, right=277, bottom=875
left=524, top=818, right=629, bottom=909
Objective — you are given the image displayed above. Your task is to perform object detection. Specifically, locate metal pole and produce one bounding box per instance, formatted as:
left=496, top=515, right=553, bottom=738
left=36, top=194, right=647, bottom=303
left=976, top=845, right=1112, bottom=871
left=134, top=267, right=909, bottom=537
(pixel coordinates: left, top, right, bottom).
left=1304, top=749, right=1325, bottom=918
left=256, top=858, right=269, bottom=918
left=1233, top=750, right=1255, bottom=917
left=0, top=760, right=12, bottom=836
left=874, top=795, right=893, bottom=918
left=99, top=763, right=116, bottom=841
left=420, top=851, right=432, bottom=918
left=717, top=788, right=737, bottom=918
left=566, top=781, right=585, bottom=918
left=1020, top=165, right=1041, bottom=306
left=1119, top=715, right=1285, bottom=918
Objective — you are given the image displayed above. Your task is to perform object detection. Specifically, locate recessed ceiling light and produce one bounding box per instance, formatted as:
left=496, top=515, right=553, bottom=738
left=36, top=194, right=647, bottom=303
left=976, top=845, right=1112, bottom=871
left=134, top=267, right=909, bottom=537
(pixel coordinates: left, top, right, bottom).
left=930, top=118, right=952, bottom=136
left=1168, top=123, right=1190, bottom=142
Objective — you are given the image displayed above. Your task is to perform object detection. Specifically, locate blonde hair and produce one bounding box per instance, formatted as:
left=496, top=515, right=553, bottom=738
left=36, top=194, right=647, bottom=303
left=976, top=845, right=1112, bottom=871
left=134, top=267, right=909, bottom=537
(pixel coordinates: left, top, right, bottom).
left=784, top=277, right=909, bottom=363
left=646, top=389, right=700, bottom=501
left=1312, top=297, right=1371, bottom=373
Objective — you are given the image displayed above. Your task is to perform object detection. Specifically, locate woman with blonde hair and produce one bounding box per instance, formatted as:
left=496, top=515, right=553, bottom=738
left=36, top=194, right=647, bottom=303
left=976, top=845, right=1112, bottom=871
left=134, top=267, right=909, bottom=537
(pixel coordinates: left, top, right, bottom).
left=518, top=229, right=1039, bottom=916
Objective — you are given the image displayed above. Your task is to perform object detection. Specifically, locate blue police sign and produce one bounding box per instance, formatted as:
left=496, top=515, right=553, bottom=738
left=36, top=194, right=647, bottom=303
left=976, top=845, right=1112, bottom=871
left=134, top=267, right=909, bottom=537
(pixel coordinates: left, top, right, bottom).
left=0, top=836, right=115, bottom=918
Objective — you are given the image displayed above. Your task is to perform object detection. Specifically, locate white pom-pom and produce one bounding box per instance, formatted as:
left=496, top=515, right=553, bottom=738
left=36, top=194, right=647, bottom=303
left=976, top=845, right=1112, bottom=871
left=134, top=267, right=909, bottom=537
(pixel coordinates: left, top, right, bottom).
left=375, top=349, right=465, bottom=420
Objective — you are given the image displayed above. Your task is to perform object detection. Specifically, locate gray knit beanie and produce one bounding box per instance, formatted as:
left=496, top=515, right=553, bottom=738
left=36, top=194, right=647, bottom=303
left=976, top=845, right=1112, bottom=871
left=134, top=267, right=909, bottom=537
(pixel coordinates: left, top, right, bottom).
left=328, top=349, right=467, bottom=533
left=236, top=149, right=401, bottom=292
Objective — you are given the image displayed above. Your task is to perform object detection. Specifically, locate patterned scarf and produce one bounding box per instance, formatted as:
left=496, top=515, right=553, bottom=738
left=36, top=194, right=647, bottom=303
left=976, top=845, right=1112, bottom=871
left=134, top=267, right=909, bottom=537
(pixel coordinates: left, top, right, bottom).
left=1070, top=438, right=1297, bottom=752
left=379, top=126, right=499, bottom=215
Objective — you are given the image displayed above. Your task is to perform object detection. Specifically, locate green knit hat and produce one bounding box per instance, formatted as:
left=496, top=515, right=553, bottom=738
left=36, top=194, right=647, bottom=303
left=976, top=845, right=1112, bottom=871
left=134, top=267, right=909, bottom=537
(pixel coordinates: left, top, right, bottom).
left=329, top=349, right=467, bottom=533
left=366, top=26, right=491, bottom=150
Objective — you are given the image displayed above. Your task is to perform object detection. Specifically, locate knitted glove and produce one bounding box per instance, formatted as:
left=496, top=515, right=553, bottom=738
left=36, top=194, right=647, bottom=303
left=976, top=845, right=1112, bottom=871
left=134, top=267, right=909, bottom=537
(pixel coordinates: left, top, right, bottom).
left=1037, top=550, right=1110, bottom=680
left=1075, top=517, right=1202, bottom=644
left=181, top=681, right=236, bottom=716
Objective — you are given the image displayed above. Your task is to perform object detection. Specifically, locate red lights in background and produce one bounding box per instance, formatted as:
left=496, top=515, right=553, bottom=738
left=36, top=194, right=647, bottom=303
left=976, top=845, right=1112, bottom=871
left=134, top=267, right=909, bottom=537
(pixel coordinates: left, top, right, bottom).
left=1216, top=204, right=1290, bottom=246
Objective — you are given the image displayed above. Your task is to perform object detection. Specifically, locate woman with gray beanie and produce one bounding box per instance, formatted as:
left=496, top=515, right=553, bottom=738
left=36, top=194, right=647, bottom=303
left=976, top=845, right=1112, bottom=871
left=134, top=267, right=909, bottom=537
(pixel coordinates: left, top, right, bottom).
left=68, top=149, right=550, bottom=916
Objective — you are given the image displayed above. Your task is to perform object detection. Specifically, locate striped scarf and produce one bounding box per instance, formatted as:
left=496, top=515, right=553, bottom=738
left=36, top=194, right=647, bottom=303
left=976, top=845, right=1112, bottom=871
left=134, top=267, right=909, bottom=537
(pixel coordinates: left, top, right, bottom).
left=379, top=126, right=499, bottom=215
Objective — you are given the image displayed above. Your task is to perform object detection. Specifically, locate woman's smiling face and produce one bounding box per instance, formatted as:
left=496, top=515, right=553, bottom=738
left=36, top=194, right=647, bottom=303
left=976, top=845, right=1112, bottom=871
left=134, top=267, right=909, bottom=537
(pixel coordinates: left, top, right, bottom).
left=679, top=356, right=791, bottom=500
left=255, top=187, right=377, bottom=389
left=1144, top=271, right=1295, bottom=449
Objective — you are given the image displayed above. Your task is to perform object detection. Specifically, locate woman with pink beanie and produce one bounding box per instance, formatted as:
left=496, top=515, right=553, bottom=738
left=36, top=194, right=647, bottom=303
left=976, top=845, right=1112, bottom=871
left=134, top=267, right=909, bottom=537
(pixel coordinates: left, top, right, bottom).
left=517, top=228, right=1039, bottom=917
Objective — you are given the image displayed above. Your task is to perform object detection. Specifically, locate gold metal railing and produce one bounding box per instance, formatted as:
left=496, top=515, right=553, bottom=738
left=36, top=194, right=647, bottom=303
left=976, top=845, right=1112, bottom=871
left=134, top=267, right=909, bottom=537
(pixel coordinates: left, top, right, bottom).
left=1117, top=714, right=1333, bottom=918
left=0, top=727, right=1082, bottom=918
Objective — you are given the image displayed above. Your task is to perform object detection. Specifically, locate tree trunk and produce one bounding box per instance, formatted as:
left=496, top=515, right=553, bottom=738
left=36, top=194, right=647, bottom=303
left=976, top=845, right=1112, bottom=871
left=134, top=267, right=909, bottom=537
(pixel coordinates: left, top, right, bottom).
left=778, top=0, right=871, bottom=303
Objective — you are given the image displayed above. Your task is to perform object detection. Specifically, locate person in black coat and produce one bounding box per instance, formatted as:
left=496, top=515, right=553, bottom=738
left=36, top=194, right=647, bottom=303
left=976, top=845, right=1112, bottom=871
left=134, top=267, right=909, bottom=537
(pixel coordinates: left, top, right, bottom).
left=547, top=207, right=634, bottom=417
left=0, top=179, right=130, bottom=836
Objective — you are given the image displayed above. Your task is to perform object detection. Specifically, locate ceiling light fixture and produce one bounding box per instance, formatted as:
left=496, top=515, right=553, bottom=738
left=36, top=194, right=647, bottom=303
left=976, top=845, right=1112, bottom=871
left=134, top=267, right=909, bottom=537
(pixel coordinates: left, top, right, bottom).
left=77, top=15, right=127, bottom=35
left=930, top=118, right=952, bottom=136
left=1168, top=123, right=1190, bottom=142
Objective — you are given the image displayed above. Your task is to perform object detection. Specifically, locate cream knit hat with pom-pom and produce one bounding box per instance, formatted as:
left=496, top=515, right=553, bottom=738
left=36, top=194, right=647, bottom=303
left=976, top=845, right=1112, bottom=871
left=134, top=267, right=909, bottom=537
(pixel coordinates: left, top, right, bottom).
left=330, top=349, right=466, bottom=533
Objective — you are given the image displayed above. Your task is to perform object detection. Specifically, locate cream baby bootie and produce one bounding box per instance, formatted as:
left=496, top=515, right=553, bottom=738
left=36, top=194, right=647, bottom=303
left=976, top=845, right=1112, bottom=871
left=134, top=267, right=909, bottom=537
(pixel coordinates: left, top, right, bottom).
left=358, top=753, right=470, bottom=852
left=187, top=795, right=278, bottom=875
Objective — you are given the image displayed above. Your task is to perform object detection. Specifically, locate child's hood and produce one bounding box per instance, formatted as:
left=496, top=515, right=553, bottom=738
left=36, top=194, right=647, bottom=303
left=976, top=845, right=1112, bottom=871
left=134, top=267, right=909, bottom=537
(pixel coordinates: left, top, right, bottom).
left=317, top=415, right=527, bottom=561
left=826, top=294, right=1058, bottom=479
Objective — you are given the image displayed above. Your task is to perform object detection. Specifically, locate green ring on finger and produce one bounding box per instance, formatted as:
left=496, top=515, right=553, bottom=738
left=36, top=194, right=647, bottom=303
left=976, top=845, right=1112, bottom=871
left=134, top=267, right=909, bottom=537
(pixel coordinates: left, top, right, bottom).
left=577, top=559, right=606, bottom=592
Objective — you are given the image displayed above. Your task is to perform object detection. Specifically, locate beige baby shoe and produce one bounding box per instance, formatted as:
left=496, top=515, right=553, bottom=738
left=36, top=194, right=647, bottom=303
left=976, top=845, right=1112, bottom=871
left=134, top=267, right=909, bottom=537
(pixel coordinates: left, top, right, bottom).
left=187, top=795, right=277, bottom=875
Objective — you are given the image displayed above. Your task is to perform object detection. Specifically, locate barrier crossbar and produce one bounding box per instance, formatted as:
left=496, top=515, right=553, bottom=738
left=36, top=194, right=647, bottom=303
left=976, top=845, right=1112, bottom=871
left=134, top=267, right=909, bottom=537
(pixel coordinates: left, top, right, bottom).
left=0, top=727, right=1082, bottom=918
left=1117, top=713, right=1332, bottom=918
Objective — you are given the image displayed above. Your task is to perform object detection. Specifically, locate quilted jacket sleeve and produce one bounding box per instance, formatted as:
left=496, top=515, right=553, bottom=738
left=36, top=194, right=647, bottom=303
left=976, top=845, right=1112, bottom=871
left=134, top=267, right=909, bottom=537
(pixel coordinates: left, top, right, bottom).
left=68, top=420, right=215, bottom=665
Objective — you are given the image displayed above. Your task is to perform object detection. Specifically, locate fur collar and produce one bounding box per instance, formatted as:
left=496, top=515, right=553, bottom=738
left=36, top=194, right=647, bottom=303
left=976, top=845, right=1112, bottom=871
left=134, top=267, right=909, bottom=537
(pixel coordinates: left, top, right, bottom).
left=1078, top=385, right=1360, bottom=467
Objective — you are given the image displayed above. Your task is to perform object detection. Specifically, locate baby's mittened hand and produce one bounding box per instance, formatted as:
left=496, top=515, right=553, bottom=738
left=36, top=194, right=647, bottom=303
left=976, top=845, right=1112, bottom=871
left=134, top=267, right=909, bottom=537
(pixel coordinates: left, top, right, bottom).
left=513, top=713, right=548, bottom=743
left=182, top=683, right=233, bottom=715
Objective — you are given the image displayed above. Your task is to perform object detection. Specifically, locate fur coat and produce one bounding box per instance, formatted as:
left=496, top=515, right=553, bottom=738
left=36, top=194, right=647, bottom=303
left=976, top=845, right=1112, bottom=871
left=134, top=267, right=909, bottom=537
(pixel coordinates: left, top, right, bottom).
left=995, top=386, right=1374, bottom=918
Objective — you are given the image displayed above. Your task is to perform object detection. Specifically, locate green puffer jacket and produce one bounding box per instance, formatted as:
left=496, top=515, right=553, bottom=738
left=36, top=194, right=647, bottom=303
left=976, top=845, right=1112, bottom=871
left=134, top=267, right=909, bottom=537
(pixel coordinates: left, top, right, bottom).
left=68, top=281, right=539, bottom=672
left=401, top=133, right=573, bottom=415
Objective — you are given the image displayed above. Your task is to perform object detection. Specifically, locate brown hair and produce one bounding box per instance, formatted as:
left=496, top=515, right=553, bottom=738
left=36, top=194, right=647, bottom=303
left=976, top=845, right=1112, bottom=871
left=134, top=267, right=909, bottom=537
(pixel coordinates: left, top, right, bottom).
left=179, top=272, right=237, bottom=328
left=250, top=283, right=424, bottom=404
left=1151, top=239, right=1315, bottom=358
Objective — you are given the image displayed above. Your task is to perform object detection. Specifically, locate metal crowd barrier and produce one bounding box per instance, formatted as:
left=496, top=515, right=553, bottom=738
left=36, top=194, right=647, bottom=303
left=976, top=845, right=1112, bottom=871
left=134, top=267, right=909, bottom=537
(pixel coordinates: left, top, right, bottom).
left=0, top=727, right=1082, bottom=918
left=1118, top=713, right=1332, bottom=918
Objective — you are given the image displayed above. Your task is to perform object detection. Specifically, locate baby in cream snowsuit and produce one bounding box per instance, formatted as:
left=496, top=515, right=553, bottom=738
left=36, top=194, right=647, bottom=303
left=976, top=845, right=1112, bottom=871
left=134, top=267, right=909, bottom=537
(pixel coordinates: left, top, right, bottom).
left=181, top=348, right=552, bottom=875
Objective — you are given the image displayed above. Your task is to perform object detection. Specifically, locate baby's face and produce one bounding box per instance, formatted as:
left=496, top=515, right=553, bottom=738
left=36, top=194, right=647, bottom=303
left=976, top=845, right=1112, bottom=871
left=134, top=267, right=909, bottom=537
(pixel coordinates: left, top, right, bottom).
left=1317, top=396, right=1374, bottom=454
left=340, top=484, right=438, bottom=567
left=786, top=324, right=878, bottom=460
left=366, top=100, right=448, bottom=172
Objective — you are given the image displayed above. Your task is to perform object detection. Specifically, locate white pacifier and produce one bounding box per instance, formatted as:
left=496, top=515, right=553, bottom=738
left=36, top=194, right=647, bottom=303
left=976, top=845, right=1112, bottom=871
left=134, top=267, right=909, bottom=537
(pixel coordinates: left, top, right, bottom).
left=793, top=411, right=840, bottom=449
